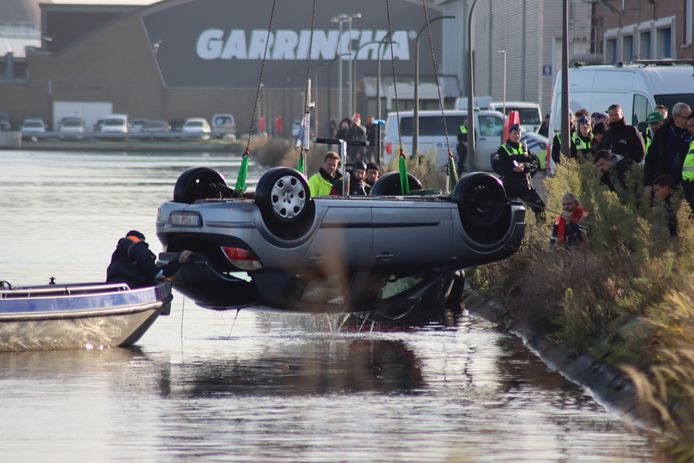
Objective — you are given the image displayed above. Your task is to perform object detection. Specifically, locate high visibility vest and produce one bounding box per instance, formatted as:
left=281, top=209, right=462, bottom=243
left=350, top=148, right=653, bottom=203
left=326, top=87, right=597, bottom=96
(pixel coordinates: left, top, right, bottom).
left=644, top=127, right=653, bottom=153
left=683, top=140, right=694, bottom=182
left=572, top=132, right=592, bottom=152
left=500, top=142, right=526, bottom=157
left=458, top=124, right=468, bottom=135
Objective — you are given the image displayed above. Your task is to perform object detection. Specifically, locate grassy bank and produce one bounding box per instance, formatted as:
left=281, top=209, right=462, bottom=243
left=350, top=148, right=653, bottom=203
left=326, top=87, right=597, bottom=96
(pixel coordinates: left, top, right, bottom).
left=471, top=158, right=694, bottom=461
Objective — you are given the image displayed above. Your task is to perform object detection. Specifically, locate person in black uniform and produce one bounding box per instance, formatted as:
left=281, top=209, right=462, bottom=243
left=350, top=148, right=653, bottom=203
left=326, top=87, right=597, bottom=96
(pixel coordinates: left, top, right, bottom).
left=106, top=230, right=192, bottom=288
left=497, top=124, right=545, bottom=222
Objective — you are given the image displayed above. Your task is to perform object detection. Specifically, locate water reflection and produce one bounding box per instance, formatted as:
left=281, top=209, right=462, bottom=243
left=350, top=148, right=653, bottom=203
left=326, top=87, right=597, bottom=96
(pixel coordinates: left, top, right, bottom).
left=164, top=339, right=423, bottom=397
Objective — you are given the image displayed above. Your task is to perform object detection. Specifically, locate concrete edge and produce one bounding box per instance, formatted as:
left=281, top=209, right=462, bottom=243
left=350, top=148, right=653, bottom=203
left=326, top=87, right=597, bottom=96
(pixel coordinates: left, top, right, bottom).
left=461, top=288, right=659, bottom=430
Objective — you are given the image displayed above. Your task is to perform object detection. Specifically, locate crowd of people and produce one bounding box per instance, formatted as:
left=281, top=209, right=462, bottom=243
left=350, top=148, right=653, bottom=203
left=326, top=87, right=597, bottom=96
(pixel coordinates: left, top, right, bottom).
left=499, top=102, right=694, bottom=246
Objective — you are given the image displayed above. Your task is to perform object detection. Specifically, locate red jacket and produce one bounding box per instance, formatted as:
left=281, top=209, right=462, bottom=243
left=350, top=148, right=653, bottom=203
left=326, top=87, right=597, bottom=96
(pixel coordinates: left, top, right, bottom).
left=552, top=205, right=589, bottom=245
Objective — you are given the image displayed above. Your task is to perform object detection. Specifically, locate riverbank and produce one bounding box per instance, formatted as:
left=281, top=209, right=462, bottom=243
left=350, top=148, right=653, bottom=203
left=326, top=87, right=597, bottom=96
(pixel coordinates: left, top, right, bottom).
left=470, top=158, right=694, bottom=461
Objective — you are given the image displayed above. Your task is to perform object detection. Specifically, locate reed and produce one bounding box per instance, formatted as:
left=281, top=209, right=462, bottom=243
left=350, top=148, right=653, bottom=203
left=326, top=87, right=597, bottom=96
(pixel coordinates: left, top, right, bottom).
left=471, top=157, right=694, bottom=458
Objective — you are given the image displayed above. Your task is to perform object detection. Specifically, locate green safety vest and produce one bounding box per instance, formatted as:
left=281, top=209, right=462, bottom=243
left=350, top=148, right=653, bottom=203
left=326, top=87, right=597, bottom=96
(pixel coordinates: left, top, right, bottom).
left=644, top=127, right=652, bottom=153
left=683, top=140, right=694, bottom=182
left=572, top=132, right=592, bottom=152
left=458, top=124, right=468, bottom=135
left=500, top=142, right=527, bottom=157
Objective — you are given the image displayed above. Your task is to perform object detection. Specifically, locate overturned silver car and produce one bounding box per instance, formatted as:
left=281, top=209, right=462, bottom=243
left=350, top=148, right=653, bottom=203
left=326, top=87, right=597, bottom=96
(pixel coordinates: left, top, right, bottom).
left=156, top=166, right=525, bottom=318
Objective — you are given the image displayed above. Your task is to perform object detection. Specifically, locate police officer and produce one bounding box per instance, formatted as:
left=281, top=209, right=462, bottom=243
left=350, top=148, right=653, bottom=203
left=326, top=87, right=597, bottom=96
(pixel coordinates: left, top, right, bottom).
left=106, top=230, right=192, bottom=288
left=683, top=113, right=694, bottom=213
left=456, top=118, right=469, bottom=173
left=497, top=124, right=545, bottom=222
left=642, top=111, right=665, bottom=156
left=551, top=111, right=576, bottom=164
left=572, top=115, right=594, bottom=160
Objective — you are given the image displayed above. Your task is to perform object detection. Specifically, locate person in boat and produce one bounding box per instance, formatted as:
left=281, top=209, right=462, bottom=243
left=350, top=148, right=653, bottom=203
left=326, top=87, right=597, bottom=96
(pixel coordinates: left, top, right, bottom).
left=349, top=160, right=371, bottom=196
left=106, top=230, right=192, bottom=288
left=550, top=193, right=589, bottom=249
left=497, top=124, right=546, bottom=223
left=308, top=151, right=342, bottom=196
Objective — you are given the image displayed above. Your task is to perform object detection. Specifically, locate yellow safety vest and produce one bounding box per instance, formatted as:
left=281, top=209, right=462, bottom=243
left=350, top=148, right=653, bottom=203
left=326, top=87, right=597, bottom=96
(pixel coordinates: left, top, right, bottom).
left=458, top=124, right=468, bottom=135
left=500, top=143, right=526, bottom=157
left=572, top=132, right=592, bottom=152
left=683, top=140, right=694, bottom=182
left=644, top=127, right=652, bottom=153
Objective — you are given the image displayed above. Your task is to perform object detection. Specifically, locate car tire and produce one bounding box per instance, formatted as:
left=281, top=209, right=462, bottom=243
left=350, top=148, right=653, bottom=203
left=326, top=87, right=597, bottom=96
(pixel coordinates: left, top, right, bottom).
left=369, top=172, right=423, bottom=196
left=173, top=167, right=229, bottom=203
left=255, top=167, right=314, bottom=240
left=453, top=172, right=511, bottom=244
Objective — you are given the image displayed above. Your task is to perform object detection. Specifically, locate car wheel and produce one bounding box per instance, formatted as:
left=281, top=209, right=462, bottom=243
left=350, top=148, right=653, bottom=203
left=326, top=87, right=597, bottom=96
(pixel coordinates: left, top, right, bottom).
left=255, top=167, right=314, bottom=239
left=173, top=167, right=229, bottom=203
left=369, top=172, right=423, bottom=196
left=453, top=172, right=511, bottom=244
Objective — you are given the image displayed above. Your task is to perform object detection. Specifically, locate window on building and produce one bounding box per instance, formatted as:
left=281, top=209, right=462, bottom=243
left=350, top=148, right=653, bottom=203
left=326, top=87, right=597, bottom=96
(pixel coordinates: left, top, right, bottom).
left=622, top=35, right=633, bottom=61
left=606, top=38, right=617, bottom=63
left=656, top=27, right=672, bottom=58
left=640, top=31, right=651, bottom=58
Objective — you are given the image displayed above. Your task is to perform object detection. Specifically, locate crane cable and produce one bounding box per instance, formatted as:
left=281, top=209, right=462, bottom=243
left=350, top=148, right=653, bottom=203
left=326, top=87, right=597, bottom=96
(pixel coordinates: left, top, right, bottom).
left=297, top=0, right=319, bottom=175
left=235, top=0, right=278, bottom=194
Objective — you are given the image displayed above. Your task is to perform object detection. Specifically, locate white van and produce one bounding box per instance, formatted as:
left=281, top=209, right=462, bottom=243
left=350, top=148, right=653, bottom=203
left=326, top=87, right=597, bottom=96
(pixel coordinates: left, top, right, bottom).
left=487, top=102, right=543, bottom=133
left=100, top=114, right=129, bottom=134
left=548, top=62, right=694, bottom=144
left=383, top=109, right=505, bottom=172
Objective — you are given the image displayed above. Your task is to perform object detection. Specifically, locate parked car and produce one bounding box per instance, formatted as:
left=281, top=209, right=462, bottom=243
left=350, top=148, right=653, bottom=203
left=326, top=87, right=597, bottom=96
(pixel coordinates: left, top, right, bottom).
left=182, top=118, right=211, bottom=138
left=20, top=117, right=47, bottom=137
left=211, top=113, right=236, bottom=139
left=57, top=117, right=86, bottom=138
left=100, top=114, right=129, bottom=134
left=141, top=120, right=171, bottom=133
left=170, top=119, right=185, bottom=132
left=130, top=119, right=148, bottom=133
left=0, top=112, right=11, bottom=131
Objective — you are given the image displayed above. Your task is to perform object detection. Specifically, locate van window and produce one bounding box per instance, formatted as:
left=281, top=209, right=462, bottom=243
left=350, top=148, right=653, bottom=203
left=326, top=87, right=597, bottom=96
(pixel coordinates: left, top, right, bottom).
left=513, top=108, right=541, bottom=125
left=478, top=114, right=503, bottom=137
left=632, top=94, right=651, bottom=128
left=400, top=115, right=468, bottom=136
left=654, top=94, right=694, bottom=114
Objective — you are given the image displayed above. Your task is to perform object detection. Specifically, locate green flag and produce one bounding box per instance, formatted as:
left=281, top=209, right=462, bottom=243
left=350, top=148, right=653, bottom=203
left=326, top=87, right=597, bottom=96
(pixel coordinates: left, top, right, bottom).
left=235, top=153, right=249, bottom=193
left=398, top=153, right=410, bottom=195
left=297, top=151, right=306, bottom=175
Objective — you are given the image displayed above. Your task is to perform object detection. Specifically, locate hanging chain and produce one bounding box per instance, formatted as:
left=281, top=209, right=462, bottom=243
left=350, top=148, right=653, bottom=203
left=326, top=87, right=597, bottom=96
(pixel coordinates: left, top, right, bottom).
left=244, top=0, right=278, bottom=155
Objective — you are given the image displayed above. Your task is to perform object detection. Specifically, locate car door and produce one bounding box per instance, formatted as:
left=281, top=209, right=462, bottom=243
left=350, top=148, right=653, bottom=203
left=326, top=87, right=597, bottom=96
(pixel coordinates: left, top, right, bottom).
left=475, top=113, right=504, bottom=171
left=371, top=201, right=454, bottom=270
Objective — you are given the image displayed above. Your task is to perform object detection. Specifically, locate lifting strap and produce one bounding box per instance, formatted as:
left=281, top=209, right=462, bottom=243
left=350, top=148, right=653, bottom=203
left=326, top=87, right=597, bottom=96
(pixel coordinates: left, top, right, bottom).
left=235, top=0, right=278, bottom=194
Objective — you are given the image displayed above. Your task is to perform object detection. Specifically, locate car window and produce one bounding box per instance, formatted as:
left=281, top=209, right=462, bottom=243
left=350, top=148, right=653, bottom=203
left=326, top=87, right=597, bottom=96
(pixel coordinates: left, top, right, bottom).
left=187, top=121, right=203, bottom=127
left=478, top=114, right=503, bottom=137
left=24, top=121, right=43, bottom=127
left=400, top=115, right=469, bottom=136
left=104, top=119, right=125, bottom=126
left=214, top=116, right=232, bottom=125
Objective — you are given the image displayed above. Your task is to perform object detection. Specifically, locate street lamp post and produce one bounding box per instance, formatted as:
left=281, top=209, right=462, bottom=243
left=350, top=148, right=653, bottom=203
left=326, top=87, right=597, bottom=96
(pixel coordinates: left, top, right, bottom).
left=326, top=52, right=351, bottom=132
left=331, top=13, right=361, bottom=121
left=467, top=0, right=481, bottom=168
left=347, top=13, right=362, bottom=117
left=352, top=39, right=393, bottom=122
left=413, top=15, right=454, bottom=158
left=497, top=49, right=506, bottom=117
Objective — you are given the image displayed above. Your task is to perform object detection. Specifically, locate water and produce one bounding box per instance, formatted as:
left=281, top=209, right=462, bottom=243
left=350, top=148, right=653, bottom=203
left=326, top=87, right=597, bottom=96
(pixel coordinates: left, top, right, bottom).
left=0, top=150, right=655, bottom=462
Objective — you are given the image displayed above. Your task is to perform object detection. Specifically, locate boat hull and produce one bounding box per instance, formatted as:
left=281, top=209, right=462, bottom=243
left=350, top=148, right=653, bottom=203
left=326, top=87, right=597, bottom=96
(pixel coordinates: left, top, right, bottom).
left=0, top=282, right=172, bottom=352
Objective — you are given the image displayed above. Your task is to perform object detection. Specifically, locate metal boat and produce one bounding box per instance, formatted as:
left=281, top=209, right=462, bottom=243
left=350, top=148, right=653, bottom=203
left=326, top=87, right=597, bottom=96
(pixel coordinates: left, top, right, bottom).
left=0, top=280, right=172, bottom=351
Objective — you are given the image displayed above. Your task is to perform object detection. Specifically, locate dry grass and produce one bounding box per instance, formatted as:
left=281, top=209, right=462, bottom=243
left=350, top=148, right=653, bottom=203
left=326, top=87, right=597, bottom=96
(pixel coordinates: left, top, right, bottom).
left=471, top=157, right=694, bottom=458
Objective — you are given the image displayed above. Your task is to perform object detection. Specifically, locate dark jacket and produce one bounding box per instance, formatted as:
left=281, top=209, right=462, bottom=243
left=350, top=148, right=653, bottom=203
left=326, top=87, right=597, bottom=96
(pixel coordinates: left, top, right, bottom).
left=598, top=119, right=645, bottom=164
left=644, top=119, right=693, bottom=186
left=349, top=177, right=371, bottom=196
left=599, top=154, right=632, bottom=193
left=497, top=140, right=538, bottom=190
left=106, top=238, right=182, bottom=288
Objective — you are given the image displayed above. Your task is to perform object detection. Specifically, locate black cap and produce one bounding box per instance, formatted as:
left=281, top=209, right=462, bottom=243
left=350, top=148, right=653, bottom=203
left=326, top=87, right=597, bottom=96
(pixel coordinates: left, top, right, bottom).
left=126, top=230, right=146, bottom=240
left=510, top=124, right=521, bottom=133
left=592, top=122, right=608, bottom=135
left=366, top=162, right=380, bottom=171
left=353, top=160, right=367, bottom=171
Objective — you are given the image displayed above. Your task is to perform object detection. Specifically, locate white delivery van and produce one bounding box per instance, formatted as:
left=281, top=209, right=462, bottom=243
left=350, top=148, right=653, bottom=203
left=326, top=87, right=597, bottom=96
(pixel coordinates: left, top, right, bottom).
left=548, top=62, right=694, bottom=156
left=383, top=109, right=505, bottom=172
left=488, top=101, right=543, bottom=133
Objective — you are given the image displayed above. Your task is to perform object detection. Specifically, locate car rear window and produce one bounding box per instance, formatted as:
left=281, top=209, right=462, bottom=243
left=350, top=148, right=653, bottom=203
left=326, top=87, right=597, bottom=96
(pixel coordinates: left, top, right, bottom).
left=214, top=116, right=233, bottom=125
